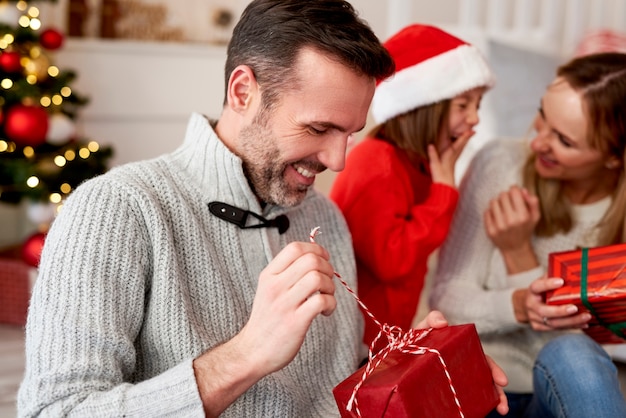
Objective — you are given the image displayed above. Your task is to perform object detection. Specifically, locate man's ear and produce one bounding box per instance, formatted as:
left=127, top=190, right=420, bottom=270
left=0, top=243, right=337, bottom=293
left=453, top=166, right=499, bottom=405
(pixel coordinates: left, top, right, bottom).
left=226, top=65, right=259, bottom=114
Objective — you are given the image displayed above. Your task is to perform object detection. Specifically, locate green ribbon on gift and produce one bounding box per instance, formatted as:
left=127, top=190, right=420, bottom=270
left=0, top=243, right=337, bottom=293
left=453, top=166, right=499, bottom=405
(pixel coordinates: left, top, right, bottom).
left=580, top=247, right=626, bottom=339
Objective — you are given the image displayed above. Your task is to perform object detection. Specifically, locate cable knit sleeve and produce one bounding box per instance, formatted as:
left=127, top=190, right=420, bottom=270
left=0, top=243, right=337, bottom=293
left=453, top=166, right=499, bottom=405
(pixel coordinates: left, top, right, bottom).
left=18, top=176, right=204, bottom=417
left=429, top=138, right=543, bottom=333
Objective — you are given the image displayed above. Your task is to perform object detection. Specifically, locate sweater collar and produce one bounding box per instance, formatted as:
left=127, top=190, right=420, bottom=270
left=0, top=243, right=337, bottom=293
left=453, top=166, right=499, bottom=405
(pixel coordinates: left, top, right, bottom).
left=571, top=195, right=612, bottom=223
left=170, top=113, right=311, bottom=218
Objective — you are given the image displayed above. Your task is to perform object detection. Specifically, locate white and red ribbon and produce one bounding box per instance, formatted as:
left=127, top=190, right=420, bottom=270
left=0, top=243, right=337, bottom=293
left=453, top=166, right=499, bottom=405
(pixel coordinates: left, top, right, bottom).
left=309, top=227, right=464, bottom=418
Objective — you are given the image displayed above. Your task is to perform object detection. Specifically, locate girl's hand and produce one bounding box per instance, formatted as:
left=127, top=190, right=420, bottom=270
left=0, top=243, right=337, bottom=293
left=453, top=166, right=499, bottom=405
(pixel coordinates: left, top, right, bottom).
left=429, top=129, right=474, bottom=187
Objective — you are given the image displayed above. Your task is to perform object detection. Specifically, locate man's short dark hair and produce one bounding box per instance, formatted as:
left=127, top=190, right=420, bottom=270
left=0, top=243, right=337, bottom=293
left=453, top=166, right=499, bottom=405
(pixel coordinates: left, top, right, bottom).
left=224, top=0, right=395, bottom=113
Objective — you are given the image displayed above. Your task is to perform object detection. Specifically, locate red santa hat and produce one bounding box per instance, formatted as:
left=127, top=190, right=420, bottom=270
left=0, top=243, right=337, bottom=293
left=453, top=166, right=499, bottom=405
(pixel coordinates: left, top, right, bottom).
left=372, top=24, right=495, bottom=124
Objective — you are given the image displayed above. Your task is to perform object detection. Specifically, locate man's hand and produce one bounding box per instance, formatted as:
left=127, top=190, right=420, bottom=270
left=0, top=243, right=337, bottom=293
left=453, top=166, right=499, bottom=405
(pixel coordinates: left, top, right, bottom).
left=486, top=355, right=510, bottom=416
left=241, top=241, right=337, bottom=370
left=413, top=309, right=449, bottom=329
left=193, top=241, right=337, bottom=416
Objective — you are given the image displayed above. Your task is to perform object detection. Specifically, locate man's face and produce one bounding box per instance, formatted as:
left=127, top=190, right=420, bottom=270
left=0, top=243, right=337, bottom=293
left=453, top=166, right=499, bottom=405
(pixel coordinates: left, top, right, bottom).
left=238, top=48, right=375, bottom=207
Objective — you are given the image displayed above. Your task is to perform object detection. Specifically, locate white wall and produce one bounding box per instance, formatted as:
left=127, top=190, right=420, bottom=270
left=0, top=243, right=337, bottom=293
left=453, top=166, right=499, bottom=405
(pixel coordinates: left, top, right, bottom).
left=39, top=1, right=468, bottom=172
left=55, top=39, right=226, bottom=164
left=46, top=1, right=402, bottom=170
left=2, top=0, right=392, bottom=246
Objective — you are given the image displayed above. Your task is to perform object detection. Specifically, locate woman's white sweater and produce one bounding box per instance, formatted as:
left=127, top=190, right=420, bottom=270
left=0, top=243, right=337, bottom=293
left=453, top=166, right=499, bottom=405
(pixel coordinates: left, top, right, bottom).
left=430, top=137, right=610, bottom=393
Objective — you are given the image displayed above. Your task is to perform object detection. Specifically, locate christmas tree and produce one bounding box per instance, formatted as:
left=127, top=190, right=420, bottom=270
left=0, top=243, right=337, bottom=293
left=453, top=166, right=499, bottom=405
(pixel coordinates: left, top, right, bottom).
left=0, top=0, right=112, bottom=206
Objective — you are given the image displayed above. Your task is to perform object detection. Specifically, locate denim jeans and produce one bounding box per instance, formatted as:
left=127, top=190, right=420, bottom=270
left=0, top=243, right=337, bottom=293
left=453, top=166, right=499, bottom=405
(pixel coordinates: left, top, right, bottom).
left=486, top=334, right=626, bottom=418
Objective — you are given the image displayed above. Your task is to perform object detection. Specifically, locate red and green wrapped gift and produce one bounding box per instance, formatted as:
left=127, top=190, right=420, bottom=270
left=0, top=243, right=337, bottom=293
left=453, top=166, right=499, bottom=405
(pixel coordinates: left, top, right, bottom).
left=546, top=243, right=626, bottom=344
left=333, top=324, right=499, bottom=418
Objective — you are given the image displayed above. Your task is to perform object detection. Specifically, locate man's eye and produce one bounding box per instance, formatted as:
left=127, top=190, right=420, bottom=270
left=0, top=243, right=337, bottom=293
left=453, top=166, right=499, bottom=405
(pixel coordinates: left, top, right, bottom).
left=309, top=127, right=326, bottom=135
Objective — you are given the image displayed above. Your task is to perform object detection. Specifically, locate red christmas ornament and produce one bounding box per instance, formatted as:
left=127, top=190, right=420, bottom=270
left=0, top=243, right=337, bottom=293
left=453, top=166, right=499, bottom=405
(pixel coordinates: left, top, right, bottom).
left=39, top=28, right=64, bottom=50
left=4, top=105, right=49, bottom=147
left=21, top=232, right=46, bottom=267
left=0, top=50, right=22, bottom=73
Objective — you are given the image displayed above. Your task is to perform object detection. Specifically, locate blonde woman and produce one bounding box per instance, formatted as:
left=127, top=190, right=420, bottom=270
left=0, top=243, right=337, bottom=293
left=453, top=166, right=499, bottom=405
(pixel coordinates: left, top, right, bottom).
left=430, top=52, right=626, bottom=417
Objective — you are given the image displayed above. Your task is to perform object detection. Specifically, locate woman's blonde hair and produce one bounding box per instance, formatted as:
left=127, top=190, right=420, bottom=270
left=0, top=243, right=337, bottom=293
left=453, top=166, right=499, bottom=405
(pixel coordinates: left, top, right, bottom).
left=368, top=100, right=450, bottom=165
left=522, top=52, right=626, bottom=245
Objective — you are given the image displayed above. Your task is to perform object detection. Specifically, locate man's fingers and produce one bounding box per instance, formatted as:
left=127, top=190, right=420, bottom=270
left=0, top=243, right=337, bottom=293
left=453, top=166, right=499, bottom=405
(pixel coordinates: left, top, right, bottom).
left=415, top=310, right=448, bottom=329
left=266, top=242, right=330, bottom=276
left=289, top=270, right=336, bottom=304
left=484, top=356, right=509, bottom=415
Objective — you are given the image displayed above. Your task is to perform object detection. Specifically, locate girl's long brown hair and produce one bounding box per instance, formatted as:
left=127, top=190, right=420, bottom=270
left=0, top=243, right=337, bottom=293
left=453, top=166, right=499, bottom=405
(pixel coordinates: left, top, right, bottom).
left=369, top=100, right=450, bottom=165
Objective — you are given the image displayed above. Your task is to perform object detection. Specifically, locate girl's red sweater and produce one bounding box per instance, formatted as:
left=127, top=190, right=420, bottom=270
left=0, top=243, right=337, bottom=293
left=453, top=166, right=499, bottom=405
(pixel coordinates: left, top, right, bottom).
left=330, top=138, right=459, bottom=349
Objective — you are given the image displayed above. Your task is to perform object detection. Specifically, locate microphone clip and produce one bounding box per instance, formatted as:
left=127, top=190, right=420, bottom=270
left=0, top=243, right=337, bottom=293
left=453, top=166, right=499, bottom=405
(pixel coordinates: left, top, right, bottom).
left=208, top=201, right=290, bottom=234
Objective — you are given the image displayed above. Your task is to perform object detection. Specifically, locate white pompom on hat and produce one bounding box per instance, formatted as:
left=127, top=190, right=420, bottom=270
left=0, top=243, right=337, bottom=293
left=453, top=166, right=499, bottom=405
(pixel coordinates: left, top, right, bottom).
left=372, top=24, right=495, bottom=124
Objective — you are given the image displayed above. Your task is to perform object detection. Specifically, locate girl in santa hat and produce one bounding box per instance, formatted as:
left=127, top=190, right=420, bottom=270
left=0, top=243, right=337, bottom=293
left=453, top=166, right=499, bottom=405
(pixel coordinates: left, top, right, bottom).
left=330, top=24, right=495, bottom=350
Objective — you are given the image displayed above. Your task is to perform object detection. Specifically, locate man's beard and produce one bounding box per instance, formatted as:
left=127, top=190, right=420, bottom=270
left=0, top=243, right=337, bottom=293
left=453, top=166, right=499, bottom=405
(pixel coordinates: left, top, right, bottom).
left=238, top=119, right=311, bottom=207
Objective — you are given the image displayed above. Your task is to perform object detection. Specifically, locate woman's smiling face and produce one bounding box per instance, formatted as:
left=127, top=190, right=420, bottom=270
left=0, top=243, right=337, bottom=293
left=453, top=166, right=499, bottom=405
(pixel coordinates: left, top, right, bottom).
left=530, top=78, right=603, bottom=180
left=529, top=77, right=620, bottom=202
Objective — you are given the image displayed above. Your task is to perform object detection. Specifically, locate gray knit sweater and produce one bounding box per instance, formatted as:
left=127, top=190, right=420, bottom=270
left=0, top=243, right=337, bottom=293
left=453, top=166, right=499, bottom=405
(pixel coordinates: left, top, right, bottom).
left=430, top=137, right=610, bottom=393
left=18, top=113, right=364, bottom=417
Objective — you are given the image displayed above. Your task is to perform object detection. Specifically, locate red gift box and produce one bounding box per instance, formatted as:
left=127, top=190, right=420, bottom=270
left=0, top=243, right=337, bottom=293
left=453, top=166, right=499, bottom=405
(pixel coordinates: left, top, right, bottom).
left=546, top=243, right=626, bottom=344
left=333, top=324, right=499, bottom=418
left=0, top=248, right=37, bottom=326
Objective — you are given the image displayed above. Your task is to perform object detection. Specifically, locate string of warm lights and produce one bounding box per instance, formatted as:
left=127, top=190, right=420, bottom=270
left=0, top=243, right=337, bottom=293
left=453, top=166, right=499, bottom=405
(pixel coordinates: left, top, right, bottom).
left=0, top=0, right=113, bottom=207
left=0, top=138, right=108, bottom=204
left=1, top=2, right=71, bottom=106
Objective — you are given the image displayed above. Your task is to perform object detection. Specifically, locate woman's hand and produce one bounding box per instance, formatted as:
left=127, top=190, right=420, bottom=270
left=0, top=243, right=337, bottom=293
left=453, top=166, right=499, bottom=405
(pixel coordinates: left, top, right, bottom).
left=523, top=275, right=592, bottom=330
left=484, top=185, right=540, bottom=250
left=484, top=186, right=541, bottom=273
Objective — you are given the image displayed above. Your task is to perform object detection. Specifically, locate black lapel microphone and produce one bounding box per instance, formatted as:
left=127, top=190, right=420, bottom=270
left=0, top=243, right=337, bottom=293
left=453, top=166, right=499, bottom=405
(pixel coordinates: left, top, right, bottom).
left=208, top=201, right=290, bottom=234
